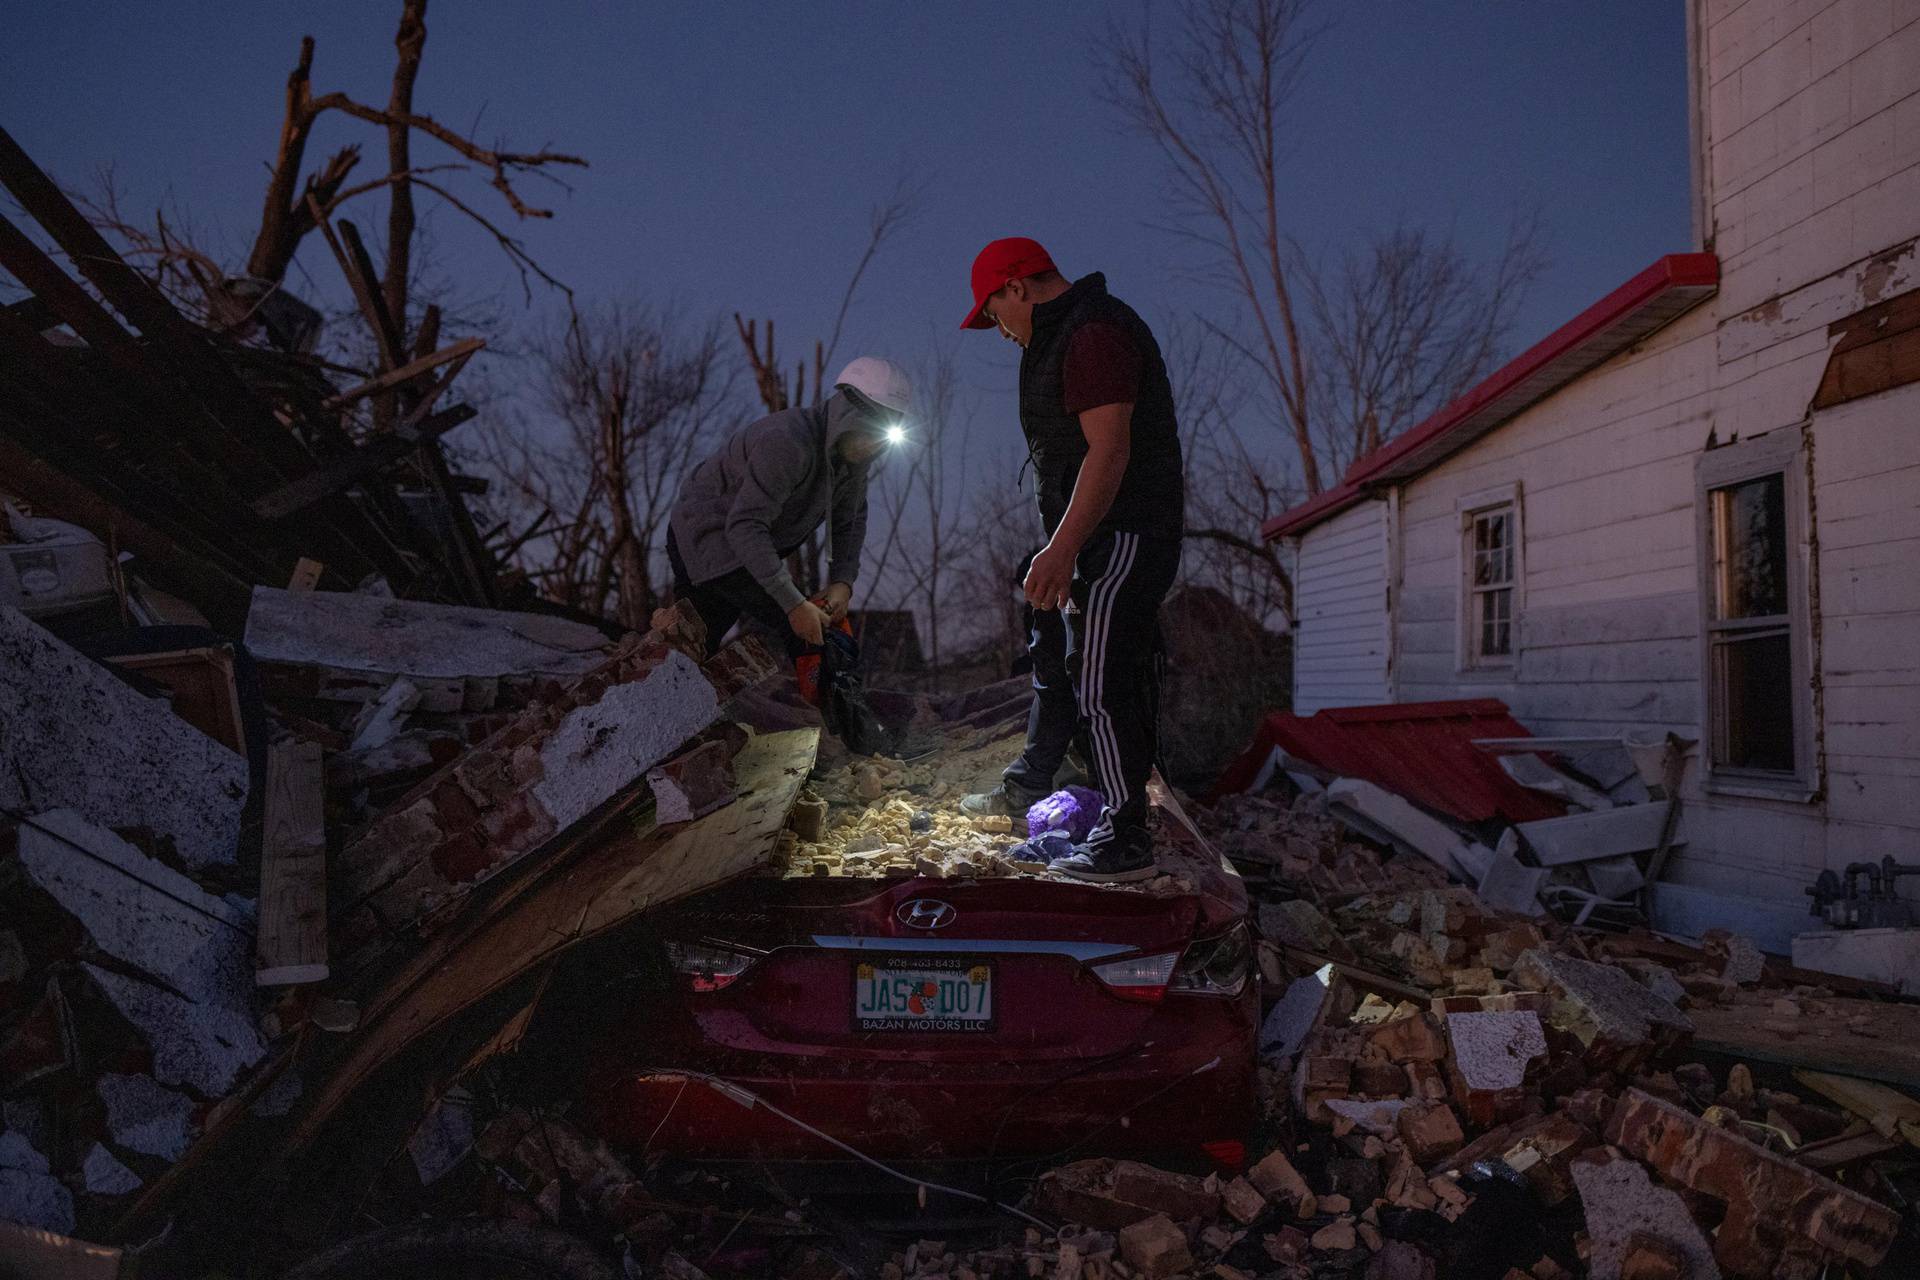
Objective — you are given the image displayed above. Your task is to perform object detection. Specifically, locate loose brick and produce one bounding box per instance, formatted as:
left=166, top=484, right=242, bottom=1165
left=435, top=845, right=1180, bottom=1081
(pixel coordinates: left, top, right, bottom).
left=1605, top=1087, right=1900, bottom=1277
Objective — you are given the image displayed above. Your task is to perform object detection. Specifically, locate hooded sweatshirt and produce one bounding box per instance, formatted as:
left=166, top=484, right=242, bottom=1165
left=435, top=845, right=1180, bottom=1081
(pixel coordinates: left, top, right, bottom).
left=668, top=393, right=875, bottom=613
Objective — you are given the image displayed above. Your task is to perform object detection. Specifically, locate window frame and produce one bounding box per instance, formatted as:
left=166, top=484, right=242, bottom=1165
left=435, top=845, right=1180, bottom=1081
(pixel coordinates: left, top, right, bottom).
left=1694, top=428, right=1819, bottom=801
left=1455, top=483, right=1523, bottom=674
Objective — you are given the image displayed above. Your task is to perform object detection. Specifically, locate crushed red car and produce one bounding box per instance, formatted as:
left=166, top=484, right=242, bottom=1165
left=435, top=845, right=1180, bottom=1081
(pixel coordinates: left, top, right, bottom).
left=582, top=802, right=1258, bottom=1173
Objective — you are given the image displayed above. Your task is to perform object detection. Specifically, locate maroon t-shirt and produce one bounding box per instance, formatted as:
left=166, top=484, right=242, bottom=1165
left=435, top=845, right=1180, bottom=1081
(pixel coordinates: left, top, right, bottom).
left=1062, top=321, right=1143, bottom=416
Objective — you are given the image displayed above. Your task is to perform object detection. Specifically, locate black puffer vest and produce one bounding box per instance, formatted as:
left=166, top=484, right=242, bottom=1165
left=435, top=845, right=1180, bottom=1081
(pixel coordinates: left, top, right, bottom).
left=1018, top=273, right=1184, bottom=540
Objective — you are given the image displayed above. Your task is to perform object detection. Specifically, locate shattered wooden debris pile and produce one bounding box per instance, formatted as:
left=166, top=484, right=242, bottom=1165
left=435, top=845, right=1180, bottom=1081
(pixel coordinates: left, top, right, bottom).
left=924, top=791, right=1911, bottom=1280
left=0, top=592, right=796, bottom=1248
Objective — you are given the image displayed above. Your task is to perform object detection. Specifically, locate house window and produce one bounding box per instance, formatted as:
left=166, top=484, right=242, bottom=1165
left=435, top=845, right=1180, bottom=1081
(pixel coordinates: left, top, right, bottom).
left=1707, top=473, right=1793, bottom=770
left=1466, top=498, right=1512, bottom=667
left=1697, top=430, right=1814, bottom=796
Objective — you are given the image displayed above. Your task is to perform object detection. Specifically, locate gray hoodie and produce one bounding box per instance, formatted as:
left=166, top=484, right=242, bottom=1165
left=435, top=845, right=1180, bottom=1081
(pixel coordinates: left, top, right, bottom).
left=668, top=394, right=875, bottom=613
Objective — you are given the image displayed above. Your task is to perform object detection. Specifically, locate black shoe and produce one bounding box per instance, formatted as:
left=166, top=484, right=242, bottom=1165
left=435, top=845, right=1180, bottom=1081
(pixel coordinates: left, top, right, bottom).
left=1052, top=825, right=1157, bottom=883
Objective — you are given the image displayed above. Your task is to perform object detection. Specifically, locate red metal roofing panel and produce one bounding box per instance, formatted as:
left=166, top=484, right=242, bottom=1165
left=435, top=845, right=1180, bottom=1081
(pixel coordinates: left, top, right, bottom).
left=1260, top=253, right=1719, bottom=542
left=1214, top=698, right=1565, bottom=825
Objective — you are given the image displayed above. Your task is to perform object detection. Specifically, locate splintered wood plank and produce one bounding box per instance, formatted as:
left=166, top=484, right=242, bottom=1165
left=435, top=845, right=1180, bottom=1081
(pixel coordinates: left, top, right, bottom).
left=257, top=739, right=329, bottom=985
left=1793, top=1069, right=1920, bottom=1147
left=286, top=558, right=325, bottom=592
left=282, top=727, right=818, bottom=1154
left=1691, top=997, right=1920, bottom=1090
left=1794, top=1126, right=1902, bottom=1172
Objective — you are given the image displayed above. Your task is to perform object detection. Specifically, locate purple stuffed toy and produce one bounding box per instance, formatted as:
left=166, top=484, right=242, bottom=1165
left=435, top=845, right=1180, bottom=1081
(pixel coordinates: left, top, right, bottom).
left=1025, top=785, right=1106, bottom=843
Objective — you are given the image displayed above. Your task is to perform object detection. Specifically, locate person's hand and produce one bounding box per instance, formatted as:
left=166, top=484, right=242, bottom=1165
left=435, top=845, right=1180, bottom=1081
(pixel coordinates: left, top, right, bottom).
left=1023, top=540, right=1075, bottom=610
left=788, top=599, right=830, bottom=647
left=820, top=581, right=853, bottom=622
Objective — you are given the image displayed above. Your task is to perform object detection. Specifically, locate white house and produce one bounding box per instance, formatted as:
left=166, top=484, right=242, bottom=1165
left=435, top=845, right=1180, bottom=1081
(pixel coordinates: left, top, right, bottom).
left=1265, top=0, right=1920, bottom=946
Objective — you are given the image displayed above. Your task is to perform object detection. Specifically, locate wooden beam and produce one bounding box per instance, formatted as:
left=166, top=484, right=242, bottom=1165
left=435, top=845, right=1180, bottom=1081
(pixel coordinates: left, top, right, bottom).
left=0, top=126, right=312, bottom=481
left=321, top=338, right=485, bottom=409
left=248, top=404, right=475, bottom=520
left=257, top=739, right=329, bottom=986
left=336, top=219, right=406, bottom=370
left=1793, top=1069, right=1920, bottom=1148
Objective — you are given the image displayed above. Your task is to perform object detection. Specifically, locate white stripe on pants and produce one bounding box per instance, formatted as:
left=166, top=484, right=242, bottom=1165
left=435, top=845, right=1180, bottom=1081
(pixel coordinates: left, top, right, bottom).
left=1079, top=531, right=1138, bottom=822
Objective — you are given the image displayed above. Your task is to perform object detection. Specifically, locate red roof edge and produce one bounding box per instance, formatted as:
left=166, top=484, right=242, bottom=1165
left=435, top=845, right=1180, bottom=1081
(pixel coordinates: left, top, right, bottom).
left=1260, top=252, right=1719, bottom=542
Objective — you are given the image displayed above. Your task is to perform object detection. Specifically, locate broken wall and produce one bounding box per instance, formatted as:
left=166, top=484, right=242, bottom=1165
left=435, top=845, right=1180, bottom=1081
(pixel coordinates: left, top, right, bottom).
left=1307, top=0, right=1920, bottom=919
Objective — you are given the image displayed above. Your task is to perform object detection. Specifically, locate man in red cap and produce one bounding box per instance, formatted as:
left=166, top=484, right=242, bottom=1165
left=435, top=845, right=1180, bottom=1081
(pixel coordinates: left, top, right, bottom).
left=957, top=238, right=1184, bottom=883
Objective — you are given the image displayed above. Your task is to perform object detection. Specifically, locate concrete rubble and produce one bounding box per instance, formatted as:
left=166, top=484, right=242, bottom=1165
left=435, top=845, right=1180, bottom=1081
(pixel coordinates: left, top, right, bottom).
left=0, top=593, right=791, bottom=1249
left=2, top=538, right=1916, bottom=1279
left=868, top=783, right=1914, bottom=1280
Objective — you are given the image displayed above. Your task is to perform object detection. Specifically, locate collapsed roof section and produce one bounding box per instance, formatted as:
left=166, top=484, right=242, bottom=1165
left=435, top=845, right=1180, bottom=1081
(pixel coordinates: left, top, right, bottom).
left=0, top=125, right=498, bottom=631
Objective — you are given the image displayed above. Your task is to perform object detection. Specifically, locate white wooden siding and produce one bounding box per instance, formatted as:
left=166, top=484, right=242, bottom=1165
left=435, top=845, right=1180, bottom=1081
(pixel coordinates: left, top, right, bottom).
left=1291, top=499, right=1390, bottom=714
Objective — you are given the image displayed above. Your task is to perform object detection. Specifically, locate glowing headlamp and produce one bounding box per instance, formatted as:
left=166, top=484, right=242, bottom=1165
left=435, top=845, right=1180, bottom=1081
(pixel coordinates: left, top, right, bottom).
left=885, top=424, right=907, bottom=446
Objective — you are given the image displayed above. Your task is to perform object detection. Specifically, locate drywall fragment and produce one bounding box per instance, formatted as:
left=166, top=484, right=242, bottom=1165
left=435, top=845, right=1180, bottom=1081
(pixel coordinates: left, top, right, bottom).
left=18, top=809, right=257, bottom=1007
left=83, top=964, right=267, bottom=1097
left=1325, top=1098, right=1407, bottom=1136
left=1572, top=1154, right=1719, bottom=1280
left=0, top=1130, right=74, bottom=1234
left=1259, top=965, right=1332, bottom=1060
left=1477, top=833, right=1548, bottom=915
left=81, top=1144, right=141, bottom=1196
left=0, top=606, right=247, bottom=869
left=347, top=676, right=421, bottom=751
left=97, top=1074, right=195, bottom=1161
left=408, top=1087, right=477, bottom=1187
left=1511, top=948, right=1692, bottom=1069
left=1447, top=1010, right=1546, bottom=1091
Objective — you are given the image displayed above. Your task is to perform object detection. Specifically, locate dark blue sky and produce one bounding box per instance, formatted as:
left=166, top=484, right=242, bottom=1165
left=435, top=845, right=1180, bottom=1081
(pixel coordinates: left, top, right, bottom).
left=3, top=2, right=1691, bottom=491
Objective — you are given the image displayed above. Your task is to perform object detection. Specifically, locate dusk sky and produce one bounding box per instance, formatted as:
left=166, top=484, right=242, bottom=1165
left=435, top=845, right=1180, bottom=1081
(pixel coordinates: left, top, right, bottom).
left=3, top=2, right=1692, bottom=503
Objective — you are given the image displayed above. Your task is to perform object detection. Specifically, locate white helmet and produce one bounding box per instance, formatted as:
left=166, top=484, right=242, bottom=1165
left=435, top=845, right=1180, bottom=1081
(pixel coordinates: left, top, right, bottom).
left=834, top=356, right=913, bottom=416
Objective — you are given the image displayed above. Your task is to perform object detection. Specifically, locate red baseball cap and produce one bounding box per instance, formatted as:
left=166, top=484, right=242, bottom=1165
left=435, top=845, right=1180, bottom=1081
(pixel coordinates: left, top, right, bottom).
left=960, top=237, right=1058, bottom=330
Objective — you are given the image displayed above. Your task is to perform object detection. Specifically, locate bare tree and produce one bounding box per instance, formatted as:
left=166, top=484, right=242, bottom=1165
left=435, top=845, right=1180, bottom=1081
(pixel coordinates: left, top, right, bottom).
left=1304, top=215, right=1547, bottom=476
left=863, top=354, right=977, bottom=677
left=1100, top=0, right=1545, bottom=495
left=246, top=0, right=584, bottom=334
left=483, top=307, right=738, bottom=626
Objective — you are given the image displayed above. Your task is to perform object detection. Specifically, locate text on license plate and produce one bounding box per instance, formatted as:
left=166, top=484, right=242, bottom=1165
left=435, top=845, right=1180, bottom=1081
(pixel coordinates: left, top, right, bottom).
left=854, top=959, right=993, bottom=1032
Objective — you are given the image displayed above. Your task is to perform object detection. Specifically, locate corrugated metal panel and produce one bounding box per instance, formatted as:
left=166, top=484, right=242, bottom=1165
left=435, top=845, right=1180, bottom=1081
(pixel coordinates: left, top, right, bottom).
left=1214, top=698, right=1566, bottom=825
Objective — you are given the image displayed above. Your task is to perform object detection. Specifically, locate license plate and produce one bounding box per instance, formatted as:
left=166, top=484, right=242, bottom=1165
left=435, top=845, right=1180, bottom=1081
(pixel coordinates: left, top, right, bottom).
left=854, top=957, right=994, bottom=1032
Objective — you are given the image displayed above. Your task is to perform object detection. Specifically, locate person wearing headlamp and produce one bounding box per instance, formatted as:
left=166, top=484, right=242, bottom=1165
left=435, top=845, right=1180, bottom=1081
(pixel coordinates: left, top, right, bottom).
left=667, top=356, right=912, bottom=655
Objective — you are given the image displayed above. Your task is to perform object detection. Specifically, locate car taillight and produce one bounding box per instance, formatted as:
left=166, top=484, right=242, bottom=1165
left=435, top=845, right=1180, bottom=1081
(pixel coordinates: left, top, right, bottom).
left=1171, top=922, right=1252, bottom=997
left=1090, top=952, right=1179, bottom=1003
left=664, top=940, right=757, bottom=993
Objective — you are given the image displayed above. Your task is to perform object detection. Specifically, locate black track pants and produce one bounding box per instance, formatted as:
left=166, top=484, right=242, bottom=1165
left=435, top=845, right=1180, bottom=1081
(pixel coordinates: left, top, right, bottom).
left=666, top=531, right=806, bottom=659
left=1004, top=530, right=1180, bottom=832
